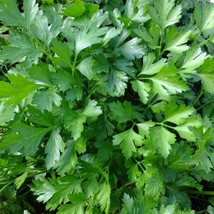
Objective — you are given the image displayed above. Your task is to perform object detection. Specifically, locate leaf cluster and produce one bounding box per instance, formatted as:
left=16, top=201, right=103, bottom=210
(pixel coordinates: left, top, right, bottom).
left=0, top=0, right=214, bottom=213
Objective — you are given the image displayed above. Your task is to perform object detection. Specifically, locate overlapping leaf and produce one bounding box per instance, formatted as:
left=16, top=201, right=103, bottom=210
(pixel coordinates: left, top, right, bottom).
left=149, top=0, right=182, bottom=30
left=0, top=74, right=39, bottom=105
left=0, top=123, right=50, bottom=155
left=113, top=128, right=143, bottom=159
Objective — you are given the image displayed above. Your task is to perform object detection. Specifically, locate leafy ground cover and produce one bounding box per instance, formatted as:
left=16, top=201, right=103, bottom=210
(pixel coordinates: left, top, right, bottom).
left=0, top=0, right=214, bottom=213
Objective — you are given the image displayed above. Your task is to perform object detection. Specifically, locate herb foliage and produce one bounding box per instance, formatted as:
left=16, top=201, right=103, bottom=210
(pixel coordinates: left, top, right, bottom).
left=0, top=0, right=214, bottom=213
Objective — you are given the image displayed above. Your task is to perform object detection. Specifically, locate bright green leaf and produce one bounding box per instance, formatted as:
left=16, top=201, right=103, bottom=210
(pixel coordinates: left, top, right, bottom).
left=57, top=143, right=78, bottom=174
left=113, top=128, right=143, bottom=159
left=150, top=65, right=188, bottom=99
left=164, top=27, right=191, bottom=53
left=63, top=0, right=85, bottom=17
left=51, top=39, right=72, bottom=68
left=149, top=0, right=182, bottom=30
left=0, top=74, right=38, bottom=105
left=196, top=58, right=214, bottom=94
left=164, top=103, right=194, bottom=125
left=77, top=56, right=94, bottom=80
left=140, top=53, right=166, bottom=75
left=45, top=130, right=65, bottom=170
left=64, top=112, right=86, bottom=140
left=150, top=126, right=176, bottom=158
left=0, top=33, right=42, bottom=63
left=0, top=102, right=15, bottom=126
left=33, top=88, right=62, bottom=112
left=0, top=0, right=25, bottom=27
left=82, top=100, right=102, bottom=117
left=0, top=123, right=49, bottom=155
left=132, top=80, right=151, bottom=104
left=15, top=171, right=28, bottom=189
left=27, top=105, right=54, bottom=127
left=195, top=3, right=214, bottom=32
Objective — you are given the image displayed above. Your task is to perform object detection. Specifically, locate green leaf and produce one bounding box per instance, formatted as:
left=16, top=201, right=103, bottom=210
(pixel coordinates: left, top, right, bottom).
left=196, top=58, right=214, bottom=94
left=0, top=123, right=49, bottom=155
left=52, top=69, right=77, bottom=92
left=58, top=201, right=85, bottom=214
left=168, top=142, right=194, bottom=172
left=77, top=56, right=94, bottom=80
left=57, top=142, right=78, bottom=175
left=74, top=12, right=108, bottom=55
left=194, top=3, right=214, bottom=32
left=109, top=101, right=139, bottom=123
left=32, top=88, right=62, bottom=112
left=29, top=7, right=62, bottom=45
left=164, top=27, right=191, bottom=53
left=47, top=176, right=82, bottom=210
left=103, top=27, right=122, bottom=46
left=159, top=204, right=176, bottom=214
left=85, top=3, right=99, bottom=17
left=113, top=128, right=143, bottom=159
left=82, top=100, right=102, bottom=117
left=123, top=0, right=150, bottom=23
left=23, top=0, right=39, bottom=29
left=191, top=126, right=214, bottom=173
left=108, top=69, right=128, bottom=97
left=164, top=103, right=194, bottom=125
left=27, top=105, right=54, bottom=127
left=64, top=112, right=86, bottom=141
left=180, top=48, right=207, bottom=72
left=134, top=24, right=160, bottom=50
left=121, top=193, right=134, bottom=214
left=150, top=126, right=176, bottom=158
left=96, top=182, right=111, bottom=213
left=142, top=165, right=165, bottom=198
left=139, top=53, right=166, bottom=75
left=31, top=177, right=56, bottom=203
left=0, top=0, right=25, bottom=27
left=0, top=33, right=42, bottom=63
left=173, top=117, right=201, bottom=142
left=45, top=130, right=65, bottom=170
left=15, top=171, right=28, bottom=189
left=0, top=102, right=15, bottom=126
left=117, top=38, right=144, bottom=60
left=132, top=80, right=151, bottom=104
left=29, top=63, right=52, bottom=86
left=0, top=74, right=38, bottom=105
left=51, top=39, right=72, bottom=68
left=63, top=0, right=85, bottom=18
left=42, top=0, right=54, bottom=4
left=149, top=0, right=182, bottom=30
left=75, top=137, right=86, bottom=154
left=150, top=65, right=188, bottom=99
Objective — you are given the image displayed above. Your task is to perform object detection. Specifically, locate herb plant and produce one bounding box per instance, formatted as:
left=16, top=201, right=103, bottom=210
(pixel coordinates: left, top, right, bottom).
left=0, top=0, right=214, bottom=213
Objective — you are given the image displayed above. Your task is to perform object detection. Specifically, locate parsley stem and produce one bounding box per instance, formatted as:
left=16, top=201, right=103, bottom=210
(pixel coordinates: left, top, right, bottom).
left=158, top=31, right=164, bottom=58
left=155, top=122, right=174, bottom=129
left=193, top=91, right=203, bottom=106
left=72, top=53, right=78, bottom=77
left=186, top=189, right=214, bottom=196
left=196, top=100, right=214, bottom=111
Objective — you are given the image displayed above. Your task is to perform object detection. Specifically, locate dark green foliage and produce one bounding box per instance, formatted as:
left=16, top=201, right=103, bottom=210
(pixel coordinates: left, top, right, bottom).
left=0, top=0, right=214, bottom=213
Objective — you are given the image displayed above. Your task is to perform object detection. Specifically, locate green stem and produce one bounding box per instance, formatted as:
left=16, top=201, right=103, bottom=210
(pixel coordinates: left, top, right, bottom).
left=132, top=158, right=145, bottom=172
left=158, top=30, right=164, bottom=58
left=72, top=53, right=78, bottom=77
left=186, top=189, right=214, bottom=196
left=155, top=122, right=174, bottom=129
left=193, top=90, right=203, bottom=106
left=86, top=85, right=97, bottom=101
left=192, top=31, right=202, bottom=47
left=196, top=38, right=210, bottom=48
left=196, top=100, right=214, bottom=111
